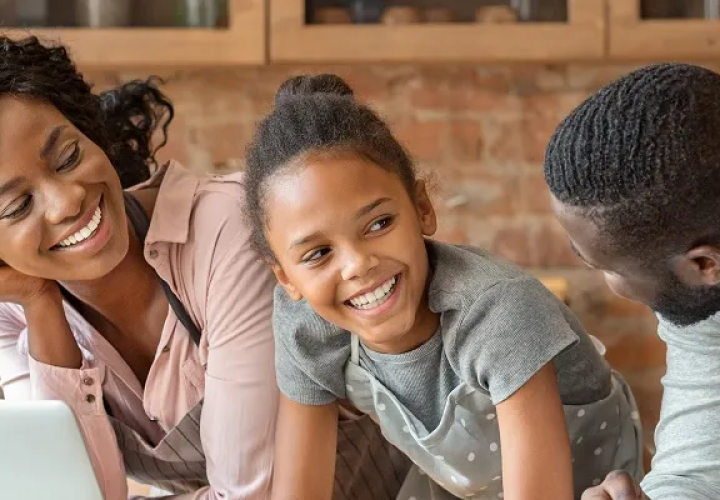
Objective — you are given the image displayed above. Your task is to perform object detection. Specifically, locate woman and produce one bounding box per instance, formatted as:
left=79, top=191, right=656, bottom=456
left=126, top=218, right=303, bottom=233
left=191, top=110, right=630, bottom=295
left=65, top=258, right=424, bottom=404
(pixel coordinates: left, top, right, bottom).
left=0, top=36, right=278, bottom=499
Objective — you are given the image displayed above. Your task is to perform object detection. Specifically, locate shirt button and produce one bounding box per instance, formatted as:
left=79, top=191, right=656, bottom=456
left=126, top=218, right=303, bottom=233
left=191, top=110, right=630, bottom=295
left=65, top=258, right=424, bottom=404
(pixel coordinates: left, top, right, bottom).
left=150, top=416, right=159, bottom=422
left=162, top=346, right=170, bottom=353
left=84, top=394, right=96, bottom=404
left=148, top=250, right=159, bottom=260
left=82, top=377, right=94, bottom=386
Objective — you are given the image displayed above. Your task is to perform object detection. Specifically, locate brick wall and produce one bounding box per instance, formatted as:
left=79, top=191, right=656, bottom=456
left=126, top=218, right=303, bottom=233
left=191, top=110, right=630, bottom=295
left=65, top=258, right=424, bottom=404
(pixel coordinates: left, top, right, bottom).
left=89, top=63, right=665, bottom=463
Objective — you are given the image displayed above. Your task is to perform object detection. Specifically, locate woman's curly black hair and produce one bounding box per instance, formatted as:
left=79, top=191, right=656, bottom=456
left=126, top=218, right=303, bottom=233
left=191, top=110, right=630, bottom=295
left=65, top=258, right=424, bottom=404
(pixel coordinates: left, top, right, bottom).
left=0, top=35, right=174, bottom=187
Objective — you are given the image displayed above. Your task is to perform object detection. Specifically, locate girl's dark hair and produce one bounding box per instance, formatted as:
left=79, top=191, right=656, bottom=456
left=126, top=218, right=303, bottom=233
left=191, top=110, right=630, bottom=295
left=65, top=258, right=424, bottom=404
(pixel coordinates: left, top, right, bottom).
left=245, top=73, right=417, bottom=258
left=0, top=36, right=174, bottom=188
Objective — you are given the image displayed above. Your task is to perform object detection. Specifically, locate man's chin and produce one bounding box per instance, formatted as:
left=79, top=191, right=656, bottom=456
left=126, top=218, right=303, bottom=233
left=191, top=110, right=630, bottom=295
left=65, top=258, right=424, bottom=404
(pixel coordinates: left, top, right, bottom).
left=654, top=301, right=720, bottom=328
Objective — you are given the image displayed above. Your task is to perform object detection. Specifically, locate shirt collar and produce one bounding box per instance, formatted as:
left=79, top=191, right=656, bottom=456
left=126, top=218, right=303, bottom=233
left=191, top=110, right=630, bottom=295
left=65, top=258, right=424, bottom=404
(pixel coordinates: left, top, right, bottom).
left=128, top=160, right=200, bottom=245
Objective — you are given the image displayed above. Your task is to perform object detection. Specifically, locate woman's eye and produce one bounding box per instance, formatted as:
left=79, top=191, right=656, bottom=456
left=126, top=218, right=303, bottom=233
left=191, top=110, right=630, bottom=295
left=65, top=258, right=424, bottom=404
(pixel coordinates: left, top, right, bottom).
left=58, top=142, right=81, bottom=171
left=1, top=196, right=31, bottom=219
left=369, top=216, right=393, bottom=233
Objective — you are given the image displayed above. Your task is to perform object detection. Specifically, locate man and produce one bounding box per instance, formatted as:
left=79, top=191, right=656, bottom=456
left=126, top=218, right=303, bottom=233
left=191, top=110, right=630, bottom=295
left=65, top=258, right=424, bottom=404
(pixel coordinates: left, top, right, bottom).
left=543, top=62, right=720, bottom=499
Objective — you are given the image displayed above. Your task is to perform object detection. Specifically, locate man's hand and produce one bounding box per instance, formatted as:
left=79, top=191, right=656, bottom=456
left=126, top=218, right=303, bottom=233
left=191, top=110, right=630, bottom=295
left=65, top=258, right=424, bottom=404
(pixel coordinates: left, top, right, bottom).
left=581, top=471, right=647, bottom=500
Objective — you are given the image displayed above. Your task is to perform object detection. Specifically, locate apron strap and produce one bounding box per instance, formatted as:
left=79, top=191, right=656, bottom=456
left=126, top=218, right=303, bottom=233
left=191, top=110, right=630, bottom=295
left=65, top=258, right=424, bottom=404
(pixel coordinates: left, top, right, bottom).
left=123, top=192, right=202, bottom=346
left=350, top=334, right=360, bottom=364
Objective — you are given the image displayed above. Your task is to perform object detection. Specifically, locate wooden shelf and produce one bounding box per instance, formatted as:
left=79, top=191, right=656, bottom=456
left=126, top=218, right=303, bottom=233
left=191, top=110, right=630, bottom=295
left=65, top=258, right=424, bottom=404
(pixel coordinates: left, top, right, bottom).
left=2, top=0, right=266, bottom=68
left=270, top=0, right=604, bottom=64
left=608, top=0, right=720, bottom=61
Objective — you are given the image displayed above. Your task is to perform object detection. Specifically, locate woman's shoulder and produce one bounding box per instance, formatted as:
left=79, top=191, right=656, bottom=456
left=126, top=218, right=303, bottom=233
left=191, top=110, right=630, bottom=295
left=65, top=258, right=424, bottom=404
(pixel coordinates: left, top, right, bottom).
left=153, top=162, right=252, bottom=251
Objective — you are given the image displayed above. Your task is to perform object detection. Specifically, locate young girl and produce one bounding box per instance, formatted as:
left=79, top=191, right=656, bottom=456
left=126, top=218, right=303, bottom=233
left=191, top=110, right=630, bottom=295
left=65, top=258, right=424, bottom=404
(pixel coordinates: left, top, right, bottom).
left=244, top=74, right=644, bottom=500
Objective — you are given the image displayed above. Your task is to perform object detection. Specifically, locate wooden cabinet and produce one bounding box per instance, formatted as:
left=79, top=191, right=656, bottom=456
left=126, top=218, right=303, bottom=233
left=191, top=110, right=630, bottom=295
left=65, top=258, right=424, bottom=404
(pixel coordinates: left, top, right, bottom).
left=608, top=0, right=720, bottom=61
left=3, top=0, right=265, bottom=68
left=8, top=0, right=720, bottom=67
left=269, top=0, right=605, bottom=63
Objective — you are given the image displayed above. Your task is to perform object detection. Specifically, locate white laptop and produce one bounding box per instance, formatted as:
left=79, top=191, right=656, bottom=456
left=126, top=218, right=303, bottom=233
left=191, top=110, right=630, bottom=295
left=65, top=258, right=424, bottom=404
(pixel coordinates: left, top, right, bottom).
left=0, top=400, right=103, bottom=500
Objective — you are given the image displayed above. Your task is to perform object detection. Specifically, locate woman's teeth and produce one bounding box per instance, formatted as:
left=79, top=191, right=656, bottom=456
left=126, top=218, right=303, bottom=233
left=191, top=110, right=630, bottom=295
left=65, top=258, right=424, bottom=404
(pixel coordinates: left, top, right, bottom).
left=349, top=276, right=397, bottom=310
left=57, top=207, right=102, bottom=248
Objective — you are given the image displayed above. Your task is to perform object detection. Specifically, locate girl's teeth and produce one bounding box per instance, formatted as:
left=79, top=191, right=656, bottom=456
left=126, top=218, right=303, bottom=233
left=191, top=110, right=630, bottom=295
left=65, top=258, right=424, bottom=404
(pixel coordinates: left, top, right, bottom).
left=349, top=276, right=397, bottom=309
left=57, top=206, right=102, bottom=248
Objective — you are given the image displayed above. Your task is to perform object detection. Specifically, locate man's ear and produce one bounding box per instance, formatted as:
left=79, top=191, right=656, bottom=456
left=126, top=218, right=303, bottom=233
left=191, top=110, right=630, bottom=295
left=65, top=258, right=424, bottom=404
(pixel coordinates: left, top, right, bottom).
left=271, top=263, right=303, bottom=300
left=682, top=245, right=720, bottom=286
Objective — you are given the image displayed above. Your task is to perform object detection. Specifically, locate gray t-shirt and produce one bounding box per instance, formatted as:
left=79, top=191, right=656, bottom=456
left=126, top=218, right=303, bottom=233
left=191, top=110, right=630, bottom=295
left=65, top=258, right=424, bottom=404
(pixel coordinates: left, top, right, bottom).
left=641, top=312, right=720, bottom=500
left=273, top=240, right=612, bottom=429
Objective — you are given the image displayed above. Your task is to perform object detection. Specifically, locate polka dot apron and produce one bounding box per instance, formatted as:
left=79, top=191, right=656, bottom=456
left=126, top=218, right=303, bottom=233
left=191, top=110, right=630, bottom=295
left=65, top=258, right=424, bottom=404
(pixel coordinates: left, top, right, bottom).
left=344, top=335, right=644, bottom=499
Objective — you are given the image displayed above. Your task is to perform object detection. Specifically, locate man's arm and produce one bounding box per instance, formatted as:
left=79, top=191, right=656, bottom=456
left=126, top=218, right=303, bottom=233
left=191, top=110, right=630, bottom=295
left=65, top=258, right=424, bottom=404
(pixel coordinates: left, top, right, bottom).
left=583, top=314, right=720, bottom=500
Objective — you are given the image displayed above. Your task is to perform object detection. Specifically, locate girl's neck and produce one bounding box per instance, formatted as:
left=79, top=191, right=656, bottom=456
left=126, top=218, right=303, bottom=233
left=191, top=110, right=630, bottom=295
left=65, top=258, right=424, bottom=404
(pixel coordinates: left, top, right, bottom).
left=362, top=294, right=440, bottom=355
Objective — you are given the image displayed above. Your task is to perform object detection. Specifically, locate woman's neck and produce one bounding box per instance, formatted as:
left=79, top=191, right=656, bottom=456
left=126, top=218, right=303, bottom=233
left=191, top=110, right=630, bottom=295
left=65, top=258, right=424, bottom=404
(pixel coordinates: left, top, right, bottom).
left=59, top=189, right=165, bottom=340
left=60, top=228, right=160, bottom=325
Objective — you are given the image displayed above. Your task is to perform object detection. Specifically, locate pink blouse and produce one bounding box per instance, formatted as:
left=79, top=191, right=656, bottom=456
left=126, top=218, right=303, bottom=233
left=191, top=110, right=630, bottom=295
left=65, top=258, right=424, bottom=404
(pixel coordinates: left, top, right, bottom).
left=0, top=162, right=279, bottom=499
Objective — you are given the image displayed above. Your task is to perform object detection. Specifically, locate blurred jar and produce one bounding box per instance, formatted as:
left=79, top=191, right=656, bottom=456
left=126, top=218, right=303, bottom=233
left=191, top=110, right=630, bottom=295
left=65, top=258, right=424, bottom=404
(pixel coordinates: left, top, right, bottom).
left=641, top=0, right=683, bottom=19
left=76, top=0, right=131, bottom=27
left=17, top=0, right=47, bottom=26
left=510, top=0, right=566, bottom=22
left=179, top=0, right=227, bottom=27
left=48, top=0, right=77, bottom=26
left=348, top=0, right=385, bottom=24
left=0, top=0, right=15, bottom=26
left=684, top=0, right=720, bottom=18
left=134, top=0, right=227, bottom=27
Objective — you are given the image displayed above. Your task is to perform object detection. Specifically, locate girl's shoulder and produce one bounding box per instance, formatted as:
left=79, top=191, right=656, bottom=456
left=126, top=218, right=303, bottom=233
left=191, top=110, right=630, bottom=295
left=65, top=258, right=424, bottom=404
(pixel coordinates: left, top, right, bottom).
left=426, top=240, right=532, bottom=310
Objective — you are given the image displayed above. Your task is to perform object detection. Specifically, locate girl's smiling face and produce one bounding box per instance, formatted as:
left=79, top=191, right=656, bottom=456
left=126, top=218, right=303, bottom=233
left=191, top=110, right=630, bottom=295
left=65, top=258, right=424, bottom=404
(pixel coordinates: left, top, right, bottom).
left=264, top=153, right=440, bottom=353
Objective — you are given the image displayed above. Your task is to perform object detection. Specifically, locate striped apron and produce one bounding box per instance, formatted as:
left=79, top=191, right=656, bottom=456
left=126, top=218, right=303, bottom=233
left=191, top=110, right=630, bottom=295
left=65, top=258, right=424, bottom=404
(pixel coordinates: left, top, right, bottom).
left=110, top=400, right=411, bottom=497
left=109, top=402, right=207, bottom=494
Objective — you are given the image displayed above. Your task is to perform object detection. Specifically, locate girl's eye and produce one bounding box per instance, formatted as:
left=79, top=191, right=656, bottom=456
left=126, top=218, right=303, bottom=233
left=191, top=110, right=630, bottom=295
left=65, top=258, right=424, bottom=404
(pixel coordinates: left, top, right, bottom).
left=57, top=142, right=81, bottom=171
left=369, top=216, right=394, bottom=233
left=1, top=196, right=31, bottom=220
left=302, top=247, right=331, bottom=263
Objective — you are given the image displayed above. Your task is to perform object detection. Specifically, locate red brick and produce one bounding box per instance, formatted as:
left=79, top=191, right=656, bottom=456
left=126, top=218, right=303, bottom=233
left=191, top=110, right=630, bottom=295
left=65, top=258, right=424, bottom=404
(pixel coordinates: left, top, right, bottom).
left=511, top=66, right=567, bottom=92
left=435, top=227, right=469, bottom=245
left=342, top=70, right=392, bottom=103
left=521, top=113, right=562, bottom=163
left=194, top=122, right=252, bottom=165
left=523, top=92, right=565, bottom=116
left=442, top=170, right=517, bottom=217
left=529, top=220, right=582, bottom=267
left=474, top=69, right=513, bottom=92
left=517, top=173, right=553, bottom=214
left=448, top=120, right=483, bottom=161
left=408, top=70, right=517, bottom=114
left=565, top=65, right=638, bottom=91
left=154, top=115, right=189, bottom=167
left=487, top=119, right=525, bottom=162
left=491, top=225, right=532, bottom=266
left=394, top=119, right=447, bottom=162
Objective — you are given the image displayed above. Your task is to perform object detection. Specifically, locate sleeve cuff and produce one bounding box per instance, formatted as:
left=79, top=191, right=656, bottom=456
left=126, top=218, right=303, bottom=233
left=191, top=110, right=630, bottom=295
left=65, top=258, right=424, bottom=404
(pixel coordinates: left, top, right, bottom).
left=27, top=355, right=106, bottom=416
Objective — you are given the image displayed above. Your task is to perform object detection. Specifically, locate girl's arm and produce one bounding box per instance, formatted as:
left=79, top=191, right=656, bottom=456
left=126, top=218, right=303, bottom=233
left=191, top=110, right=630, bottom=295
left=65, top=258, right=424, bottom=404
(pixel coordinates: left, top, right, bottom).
left=272, top=395, right=339, bottom=500
left=496, top=361, right=574, bottom=500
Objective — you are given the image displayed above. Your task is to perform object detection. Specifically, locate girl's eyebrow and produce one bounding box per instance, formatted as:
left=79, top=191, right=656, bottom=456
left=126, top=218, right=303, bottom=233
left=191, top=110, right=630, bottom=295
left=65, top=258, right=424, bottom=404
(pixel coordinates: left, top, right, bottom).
left=288, top=197, right=392, bottom=250
left=354, top=197, right=391, bottom=220
left=289, top=231, right=323, bottom=250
